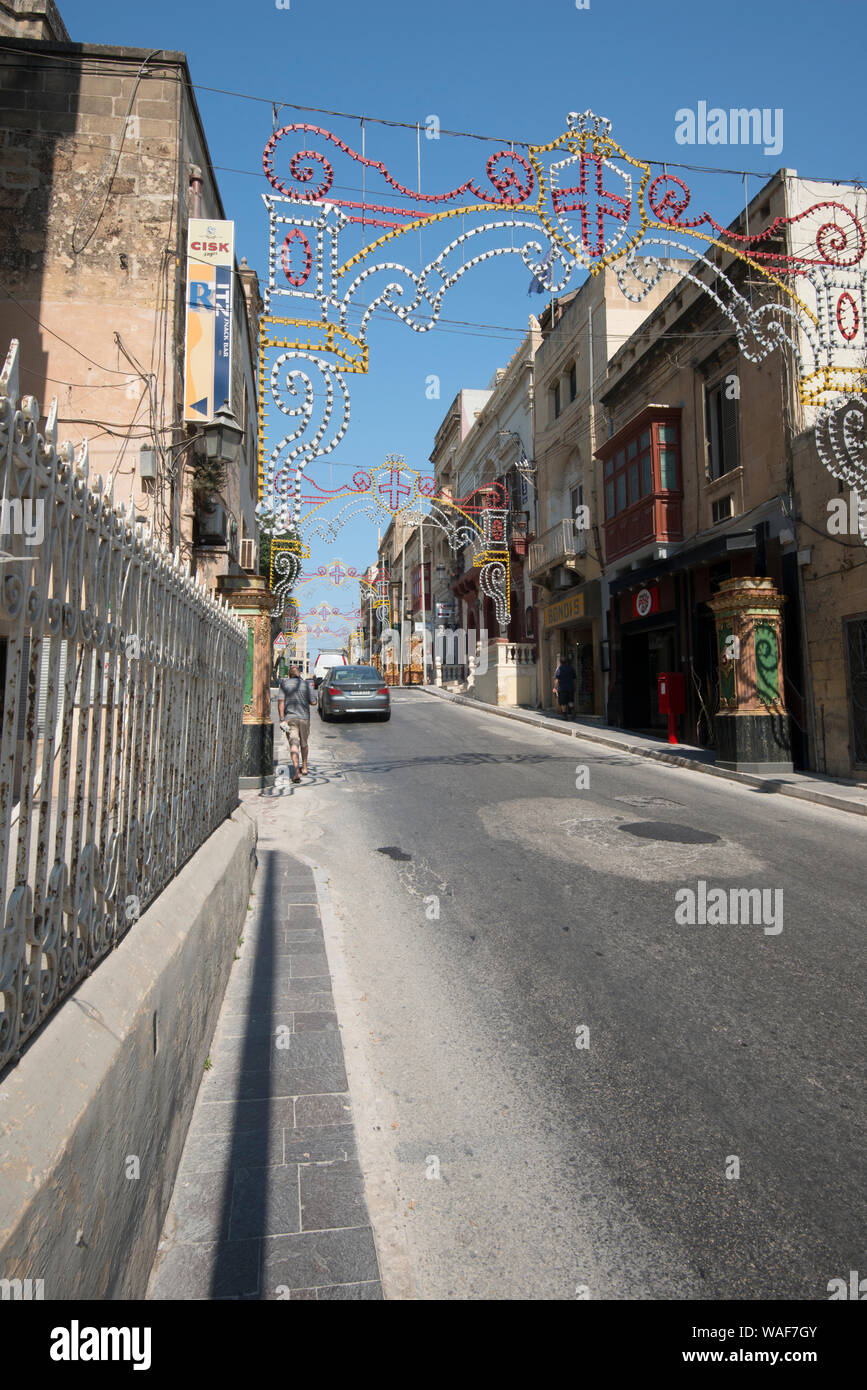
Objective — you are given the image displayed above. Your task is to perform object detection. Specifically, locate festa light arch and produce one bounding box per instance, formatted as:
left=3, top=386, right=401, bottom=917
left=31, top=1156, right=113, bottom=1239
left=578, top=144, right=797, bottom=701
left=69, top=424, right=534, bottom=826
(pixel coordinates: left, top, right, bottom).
left=258, top=109, right=867, bottom=620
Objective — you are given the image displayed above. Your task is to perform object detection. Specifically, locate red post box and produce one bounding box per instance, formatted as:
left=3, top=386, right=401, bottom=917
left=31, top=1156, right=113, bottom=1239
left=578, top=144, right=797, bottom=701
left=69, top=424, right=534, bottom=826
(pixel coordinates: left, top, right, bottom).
left=658, top=671, right=686, bottom=744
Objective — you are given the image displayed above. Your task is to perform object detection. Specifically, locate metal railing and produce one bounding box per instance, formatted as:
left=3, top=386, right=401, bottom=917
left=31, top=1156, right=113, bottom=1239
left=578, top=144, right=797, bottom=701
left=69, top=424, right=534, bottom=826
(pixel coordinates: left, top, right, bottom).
left=0, top=340, right=247, bottom=1072
left=528, top=518, right=587, bottom=575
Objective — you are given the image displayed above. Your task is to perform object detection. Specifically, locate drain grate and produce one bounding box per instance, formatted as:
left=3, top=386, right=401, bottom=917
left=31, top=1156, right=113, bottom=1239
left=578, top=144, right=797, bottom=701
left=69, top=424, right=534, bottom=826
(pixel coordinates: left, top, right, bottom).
left=618, top=821, right=720, bottom=845
left=377, top=846, right=412, bottom=861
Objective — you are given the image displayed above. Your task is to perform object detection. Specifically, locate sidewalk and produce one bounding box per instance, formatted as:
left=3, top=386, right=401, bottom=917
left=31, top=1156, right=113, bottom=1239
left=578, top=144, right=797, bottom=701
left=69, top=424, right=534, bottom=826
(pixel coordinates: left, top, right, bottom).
left=422, top=685, right=867, bottom=819
left=147, top=832, right=383, bottom=1300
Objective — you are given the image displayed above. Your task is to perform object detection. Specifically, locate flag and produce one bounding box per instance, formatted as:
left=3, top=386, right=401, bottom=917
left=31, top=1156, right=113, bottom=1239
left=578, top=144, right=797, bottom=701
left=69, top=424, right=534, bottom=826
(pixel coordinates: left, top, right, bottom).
left=528, top=245, right=555, bottom=295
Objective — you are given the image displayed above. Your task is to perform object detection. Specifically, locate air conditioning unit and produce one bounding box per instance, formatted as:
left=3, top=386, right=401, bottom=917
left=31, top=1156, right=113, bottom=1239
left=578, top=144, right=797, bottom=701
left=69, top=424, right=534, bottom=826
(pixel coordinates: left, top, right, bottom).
left=551, top=566, right=574, bottom=590
left=240, top=538, right=257, bottom=573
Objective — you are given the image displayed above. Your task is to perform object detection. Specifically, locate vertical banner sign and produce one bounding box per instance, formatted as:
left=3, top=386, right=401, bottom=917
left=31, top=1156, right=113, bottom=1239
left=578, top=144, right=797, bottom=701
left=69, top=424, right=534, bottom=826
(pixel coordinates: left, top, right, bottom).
left=184, top=218, right=234, bottom=422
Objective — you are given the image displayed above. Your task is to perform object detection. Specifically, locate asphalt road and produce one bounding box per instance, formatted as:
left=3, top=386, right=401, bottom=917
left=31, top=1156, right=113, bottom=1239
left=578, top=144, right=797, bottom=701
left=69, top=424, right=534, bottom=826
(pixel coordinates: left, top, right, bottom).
left=284, top=689, right=866, bottom=1300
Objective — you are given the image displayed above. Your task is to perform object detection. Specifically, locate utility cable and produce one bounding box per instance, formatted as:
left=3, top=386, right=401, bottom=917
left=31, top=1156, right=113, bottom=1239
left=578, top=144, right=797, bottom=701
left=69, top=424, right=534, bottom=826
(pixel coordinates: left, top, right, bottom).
left=70, top=49, right=163, bottom=255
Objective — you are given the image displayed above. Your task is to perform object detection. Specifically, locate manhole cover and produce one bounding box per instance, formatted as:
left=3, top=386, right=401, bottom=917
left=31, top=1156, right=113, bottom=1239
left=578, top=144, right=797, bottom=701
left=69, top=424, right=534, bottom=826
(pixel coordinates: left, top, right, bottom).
left=618, top=821, right=720, bottom=845
left=377, top=846, right=412, bottom=861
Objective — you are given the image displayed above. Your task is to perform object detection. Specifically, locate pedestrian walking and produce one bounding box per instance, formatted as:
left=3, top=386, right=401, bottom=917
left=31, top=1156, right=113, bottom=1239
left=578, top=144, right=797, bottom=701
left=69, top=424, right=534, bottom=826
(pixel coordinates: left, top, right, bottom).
left=553, top=653, right=576, bottom=720
left=278, top=663, right=317, bottom=784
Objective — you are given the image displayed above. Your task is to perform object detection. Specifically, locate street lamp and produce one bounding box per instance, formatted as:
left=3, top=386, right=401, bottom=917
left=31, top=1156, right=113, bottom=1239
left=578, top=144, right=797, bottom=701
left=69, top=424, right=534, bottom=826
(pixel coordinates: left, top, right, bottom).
left=201, top=399, right=243, bottom=466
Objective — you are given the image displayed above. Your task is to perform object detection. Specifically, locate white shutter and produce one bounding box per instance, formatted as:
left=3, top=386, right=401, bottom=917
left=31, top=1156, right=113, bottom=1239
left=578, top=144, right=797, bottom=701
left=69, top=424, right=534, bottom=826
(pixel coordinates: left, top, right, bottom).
left=37, top=637, right=68, bottom=735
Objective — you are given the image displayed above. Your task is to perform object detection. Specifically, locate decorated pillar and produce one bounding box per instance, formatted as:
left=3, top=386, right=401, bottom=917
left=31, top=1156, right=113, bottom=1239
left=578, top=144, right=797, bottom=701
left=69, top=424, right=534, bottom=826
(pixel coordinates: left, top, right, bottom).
left=707, top=577, right=792, bottom=774
left=217, top=572, right=277, bottom=789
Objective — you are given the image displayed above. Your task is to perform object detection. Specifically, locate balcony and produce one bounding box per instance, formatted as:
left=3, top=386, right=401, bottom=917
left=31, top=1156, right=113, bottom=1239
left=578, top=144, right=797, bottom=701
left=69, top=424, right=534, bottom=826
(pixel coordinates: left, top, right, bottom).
left=529, top=518, right=587, bottom=578
left=604, top=492, right=683, bottom=565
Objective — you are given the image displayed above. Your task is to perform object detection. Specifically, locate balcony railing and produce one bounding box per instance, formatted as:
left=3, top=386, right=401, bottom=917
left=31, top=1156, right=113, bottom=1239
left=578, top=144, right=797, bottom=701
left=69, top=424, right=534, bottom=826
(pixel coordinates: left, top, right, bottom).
left=528, top=518, right=587, bottom=576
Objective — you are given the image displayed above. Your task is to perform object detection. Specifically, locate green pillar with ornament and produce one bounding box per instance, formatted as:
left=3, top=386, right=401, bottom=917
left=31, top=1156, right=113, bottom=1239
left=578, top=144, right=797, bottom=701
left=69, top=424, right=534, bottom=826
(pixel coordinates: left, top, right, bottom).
left=706, top=577, right=792, bottom=774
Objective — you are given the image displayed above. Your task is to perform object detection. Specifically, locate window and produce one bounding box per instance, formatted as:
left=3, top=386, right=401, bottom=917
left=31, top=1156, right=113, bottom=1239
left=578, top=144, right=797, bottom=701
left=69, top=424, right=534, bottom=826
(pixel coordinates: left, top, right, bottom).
left=412, top=563, right=431, bottom=606
left=658, top=423, right=678, bottom=489
left=602, top=417, right=681, bottom=520
left=553, top=382, right=561, bottom=419
left=569, top=362, right=577, bottom=402
left=712, top=495, right=733, bottom=524
left=706, top=378, right=739, bottom=480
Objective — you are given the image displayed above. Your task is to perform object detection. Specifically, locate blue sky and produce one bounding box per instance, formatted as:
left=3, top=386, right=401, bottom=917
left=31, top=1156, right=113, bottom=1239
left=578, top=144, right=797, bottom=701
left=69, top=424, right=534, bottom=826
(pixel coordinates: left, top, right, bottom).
left=66, top=0, right=867, bottom=655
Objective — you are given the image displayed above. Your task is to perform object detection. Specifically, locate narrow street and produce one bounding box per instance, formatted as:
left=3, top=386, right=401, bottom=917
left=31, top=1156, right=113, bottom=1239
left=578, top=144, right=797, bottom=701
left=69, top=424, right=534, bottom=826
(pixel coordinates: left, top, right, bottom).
left=275, top=690, right=866, bottom=1301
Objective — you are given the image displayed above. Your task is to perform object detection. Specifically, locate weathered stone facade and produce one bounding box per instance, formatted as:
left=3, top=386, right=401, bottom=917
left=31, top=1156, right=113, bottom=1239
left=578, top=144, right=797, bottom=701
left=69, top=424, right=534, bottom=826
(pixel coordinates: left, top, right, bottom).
left=0, top=18, right=260, bottom=584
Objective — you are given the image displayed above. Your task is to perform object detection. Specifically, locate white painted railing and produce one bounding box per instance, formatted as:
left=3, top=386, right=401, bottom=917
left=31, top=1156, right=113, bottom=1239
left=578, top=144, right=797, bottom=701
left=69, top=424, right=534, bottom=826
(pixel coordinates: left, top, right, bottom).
left=0, top=340, right=247, bottom=1072
left=528, top=518, right=587, bottom=574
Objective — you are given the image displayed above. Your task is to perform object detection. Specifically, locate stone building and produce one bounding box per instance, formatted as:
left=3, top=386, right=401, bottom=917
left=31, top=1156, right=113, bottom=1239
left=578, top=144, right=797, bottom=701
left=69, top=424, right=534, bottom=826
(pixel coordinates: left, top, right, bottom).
left=594, top=169, right=867, bottom=776
left=0, top=0, right=261, bottom=585
left=427, top=326, right=541, bottom=706
left=530, top=262, right=688, bottom=717
left=0, top=0, right=271, bottom=783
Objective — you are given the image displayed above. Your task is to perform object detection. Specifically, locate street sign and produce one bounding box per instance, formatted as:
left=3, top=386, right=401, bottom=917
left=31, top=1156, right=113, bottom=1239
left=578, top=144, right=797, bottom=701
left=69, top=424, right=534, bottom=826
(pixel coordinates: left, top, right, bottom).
left=273, top=633, right=287, bottom=652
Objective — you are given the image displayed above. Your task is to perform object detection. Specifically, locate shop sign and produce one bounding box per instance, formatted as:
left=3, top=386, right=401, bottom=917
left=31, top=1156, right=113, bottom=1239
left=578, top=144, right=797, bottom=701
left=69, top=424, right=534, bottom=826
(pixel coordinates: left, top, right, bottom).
left=632, top=586, right=660, bottom=619
left=543, top=591, right=585, bottom=630
left=184, top=218, right=234, bottom=422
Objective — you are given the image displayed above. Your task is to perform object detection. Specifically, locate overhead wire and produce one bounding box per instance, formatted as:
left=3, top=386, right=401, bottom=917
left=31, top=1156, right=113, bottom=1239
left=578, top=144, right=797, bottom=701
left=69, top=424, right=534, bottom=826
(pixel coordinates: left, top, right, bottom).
left=0, top=48, right=864, bottom=185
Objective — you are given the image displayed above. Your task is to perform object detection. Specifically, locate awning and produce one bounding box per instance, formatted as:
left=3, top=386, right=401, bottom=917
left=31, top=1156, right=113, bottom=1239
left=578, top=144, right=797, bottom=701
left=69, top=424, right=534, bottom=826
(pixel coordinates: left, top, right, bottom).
left=608, top=531, right=756, bottom=596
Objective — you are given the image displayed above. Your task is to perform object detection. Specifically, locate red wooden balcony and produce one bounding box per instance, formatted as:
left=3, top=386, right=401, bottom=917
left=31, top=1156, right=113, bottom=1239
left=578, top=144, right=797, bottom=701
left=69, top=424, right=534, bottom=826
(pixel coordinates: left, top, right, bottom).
left=604, top=492, right=683, bottom=564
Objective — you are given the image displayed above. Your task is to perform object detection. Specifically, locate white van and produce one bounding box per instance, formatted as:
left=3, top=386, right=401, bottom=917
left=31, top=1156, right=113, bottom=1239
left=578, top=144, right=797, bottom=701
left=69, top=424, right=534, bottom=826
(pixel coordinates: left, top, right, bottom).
left=312, top=651, right=346, bottom=688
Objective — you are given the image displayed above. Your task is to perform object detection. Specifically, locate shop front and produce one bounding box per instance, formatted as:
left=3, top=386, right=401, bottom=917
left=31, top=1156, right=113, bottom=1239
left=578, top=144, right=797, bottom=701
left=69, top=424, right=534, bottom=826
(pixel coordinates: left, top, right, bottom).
left=541, top=582, right=602, bottom=715
left=610, top=577, right=679, bottom=733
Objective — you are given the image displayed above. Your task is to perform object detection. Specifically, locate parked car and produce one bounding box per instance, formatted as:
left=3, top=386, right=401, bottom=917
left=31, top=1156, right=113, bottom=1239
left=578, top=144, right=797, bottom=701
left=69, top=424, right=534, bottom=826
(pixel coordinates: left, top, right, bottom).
left=318, top=666, right=390, bottom=721
left=312, top=651, right=346, bottom=688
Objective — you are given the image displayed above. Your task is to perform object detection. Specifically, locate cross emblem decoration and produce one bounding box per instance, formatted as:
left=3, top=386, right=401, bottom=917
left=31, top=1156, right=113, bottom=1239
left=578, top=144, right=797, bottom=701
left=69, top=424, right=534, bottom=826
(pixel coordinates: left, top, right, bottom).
left=550, top=152, right=631, bottom=260
left=376, top=465, right=414, bottom=512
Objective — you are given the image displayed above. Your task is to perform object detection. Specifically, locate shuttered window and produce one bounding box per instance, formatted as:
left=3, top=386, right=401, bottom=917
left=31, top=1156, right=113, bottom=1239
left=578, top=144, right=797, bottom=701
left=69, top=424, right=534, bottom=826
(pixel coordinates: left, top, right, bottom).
left=706, top=379, right=740, bottom=480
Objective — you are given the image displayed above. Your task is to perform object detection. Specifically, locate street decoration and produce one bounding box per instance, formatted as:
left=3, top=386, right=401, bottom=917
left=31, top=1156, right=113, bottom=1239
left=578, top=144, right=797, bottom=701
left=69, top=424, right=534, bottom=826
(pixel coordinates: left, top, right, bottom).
left=316, top=556, right=357, bottom=587
left=258, top=108, right=867, bottom=603
left=359, top=561, right=393, bottom=635
left=299, top=458, right=512, bottom=624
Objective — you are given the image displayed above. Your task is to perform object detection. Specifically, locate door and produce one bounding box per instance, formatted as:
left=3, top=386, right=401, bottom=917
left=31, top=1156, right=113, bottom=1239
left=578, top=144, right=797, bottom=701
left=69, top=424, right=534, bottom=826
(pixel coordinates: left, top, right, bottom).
left=622, top=631, right=650, bottom=729
left=845, top=616, right=867, bottom=767
left=647, top=629, right=676, bottom=731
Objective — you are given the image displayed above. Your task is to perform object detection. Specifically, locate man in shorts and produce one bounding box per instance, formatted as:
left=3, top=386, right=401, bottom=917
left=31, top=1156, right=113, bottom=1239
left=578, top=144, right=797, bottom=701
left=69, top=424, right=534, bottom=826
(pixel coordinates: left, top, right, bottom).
left=278, top=664, right=317, bottom=784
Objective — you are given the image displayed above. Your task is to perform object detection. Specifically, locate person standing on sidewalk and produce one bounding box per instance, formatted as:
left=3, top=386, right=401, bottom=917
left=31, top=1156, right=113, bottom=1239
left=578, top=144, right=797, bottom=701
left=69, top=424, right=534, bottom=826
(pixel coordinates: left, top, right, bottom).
left=553, top=653, right=576, bottom=720
left=278, top=663, right=317, bottom=784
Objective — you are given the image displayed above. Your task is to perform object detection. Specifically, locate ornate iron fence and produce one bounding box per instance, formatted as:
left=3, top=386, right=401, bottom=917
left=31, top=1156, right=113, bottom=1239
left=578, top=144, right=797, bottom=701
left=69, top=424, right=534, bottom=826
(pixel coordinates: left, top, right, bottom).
left=0, top=340, right=247, bottom=1072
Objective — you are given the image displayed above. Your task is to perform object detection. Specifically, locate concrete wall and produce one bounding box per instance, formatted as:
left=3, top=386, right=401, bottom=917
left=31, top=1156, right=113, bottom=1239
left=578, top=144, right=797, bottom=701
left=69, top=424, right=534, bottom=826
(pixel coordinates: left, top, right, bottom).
left=0, top=805, right=257, bottom=1300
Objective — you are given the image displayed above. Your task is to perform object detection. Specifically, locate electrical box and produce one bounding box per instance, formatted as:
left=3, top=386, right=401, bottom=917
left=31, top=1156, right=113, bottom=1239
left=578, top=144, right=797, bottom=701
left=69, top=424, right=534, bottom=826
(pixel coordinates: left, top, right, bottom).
left=658, top=671, right=686, bottom=716
left=194, top=501, right=227, bottom=547
left=139, top=448, right=157, bottom=480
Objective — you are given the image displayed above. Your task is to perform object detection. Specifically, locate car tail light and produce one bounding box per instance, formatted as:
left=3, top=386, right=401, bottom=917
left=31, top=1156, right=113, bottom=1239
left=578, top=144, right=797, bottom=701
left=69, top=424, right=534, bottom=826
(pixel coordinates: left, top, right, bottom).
left=377, top=687, right=389, bottom=695
left=327, top=685, right=341, bottom=696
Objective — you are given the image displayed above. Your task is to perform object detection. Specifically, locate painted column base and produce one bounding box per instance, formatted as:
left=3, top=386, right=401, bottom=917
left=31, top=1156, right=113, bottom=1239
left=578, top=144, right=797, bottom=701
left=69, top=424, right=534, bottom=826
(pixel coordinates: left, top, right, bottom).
left=715, top=711, right=793, bottom=775
left=239, top=721, right=275, bottom=789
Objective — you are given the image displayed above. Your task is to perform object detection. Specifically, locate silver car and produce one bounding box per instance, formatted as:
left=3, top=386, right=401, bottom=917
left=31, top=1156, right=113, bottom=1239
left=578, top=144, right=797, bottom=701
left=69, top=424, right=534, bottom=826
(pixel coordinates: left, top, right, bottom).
left=318, top=665, right=391, bottom=722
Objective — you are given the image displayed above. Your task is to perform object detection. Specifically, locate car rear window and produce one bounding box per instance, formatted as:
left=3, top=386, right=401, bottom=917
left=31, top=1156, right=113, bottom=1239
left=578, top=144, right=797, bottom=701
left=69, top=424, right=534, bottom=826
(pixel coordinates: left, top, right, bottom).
left=330, top=667, right=381, bottom=683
